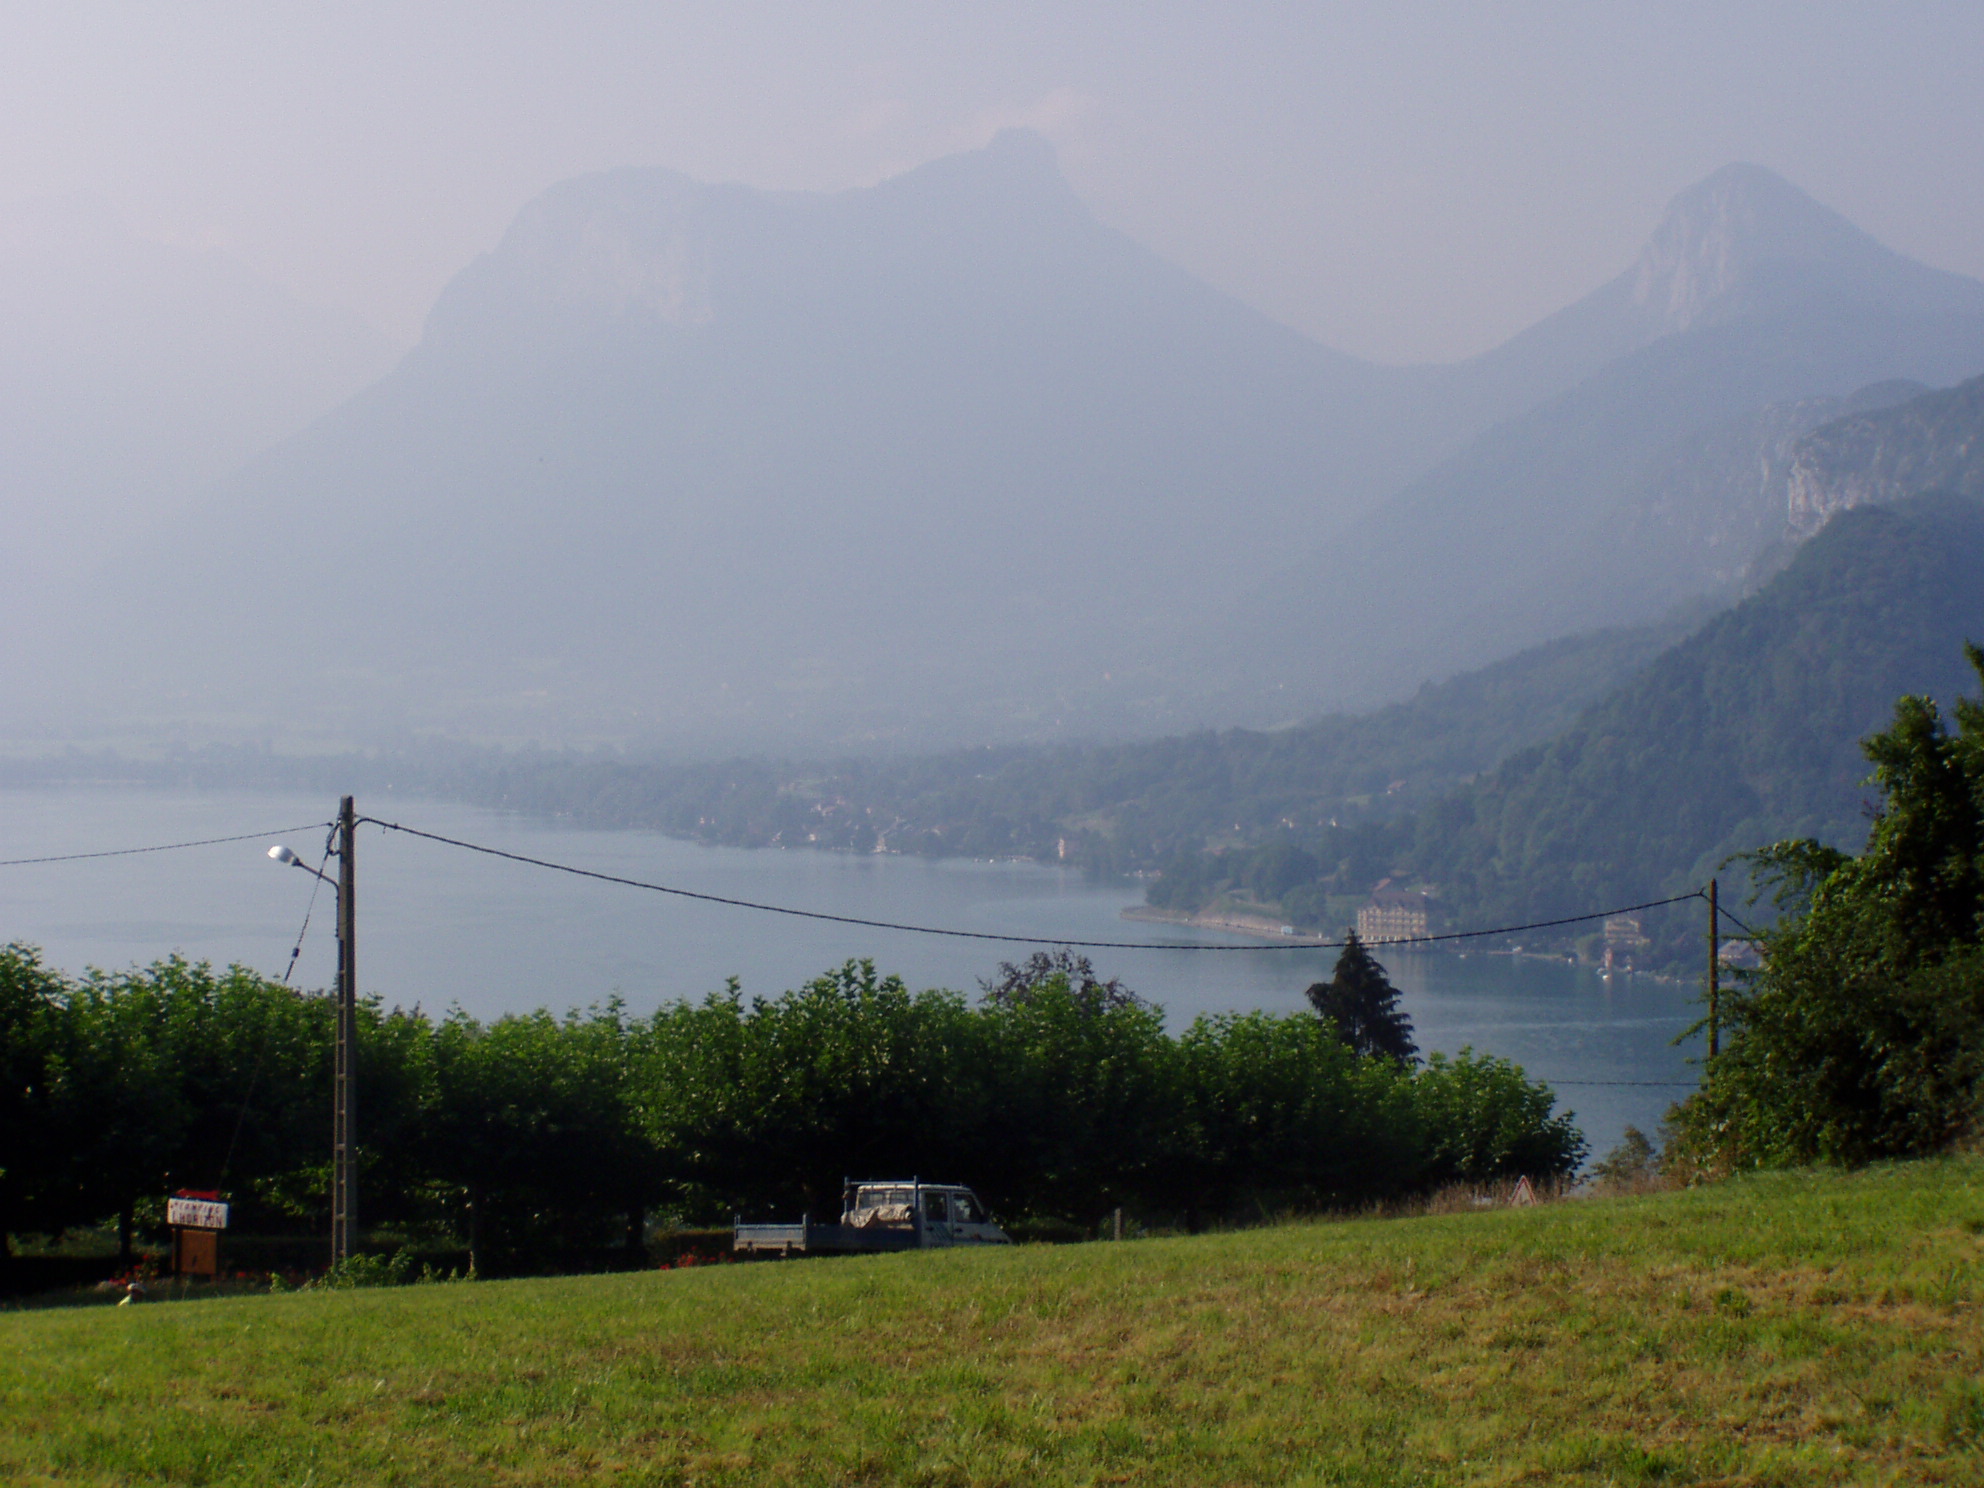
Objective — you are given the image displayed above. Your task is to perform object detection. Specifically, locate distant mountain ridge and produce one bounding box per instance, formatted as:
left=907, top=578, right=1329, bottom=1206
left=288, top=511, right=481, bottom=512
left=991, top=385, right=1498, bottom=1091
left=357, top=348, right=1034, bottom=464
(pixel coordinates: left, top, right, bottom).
left=1404, top=164, right=1984, bottom=468
left=13, top=134, right=1490, bottom=749
left=20, top=144, right=1984, bottom=752
left=1215, top=167, right=1984, bottom=721
left=1622, top=163, right=1984, bottom=333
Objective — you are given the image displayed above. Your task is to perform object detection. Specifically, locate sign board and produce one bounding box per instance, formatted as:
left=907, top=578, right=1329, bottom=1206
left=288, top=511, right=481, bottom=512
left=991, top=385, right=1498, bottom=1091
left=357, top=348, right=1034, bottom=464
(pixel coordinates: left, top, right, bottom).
left=1509, top=1175, right=1537, bottom=1207
left=166, top=1197, right=229, bottom=1230
left=175, top=1227, right=220, bottom=1277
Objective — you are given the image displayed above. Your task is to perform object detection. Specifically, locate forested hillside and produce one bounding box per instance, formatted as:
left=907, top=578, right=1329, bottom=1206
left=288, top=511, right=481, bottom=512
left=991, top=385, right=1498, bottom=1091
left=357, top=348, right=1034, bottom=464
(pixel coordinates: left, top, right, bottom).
left=1413, top=491, right=1984, bottom=946
left=333, top=617, right=1684, bottom=876
left=1139, top=493, right=1984, bottom=957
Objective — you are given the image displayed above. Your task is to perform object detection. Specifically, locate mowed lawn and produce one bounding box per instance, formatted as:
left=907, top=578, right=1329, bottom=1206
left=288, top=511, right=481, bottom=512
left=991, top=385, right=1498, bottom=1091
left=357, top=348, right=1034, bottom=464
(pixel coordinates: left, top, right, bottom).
left=4, top=1160, right=1983, bottom=1486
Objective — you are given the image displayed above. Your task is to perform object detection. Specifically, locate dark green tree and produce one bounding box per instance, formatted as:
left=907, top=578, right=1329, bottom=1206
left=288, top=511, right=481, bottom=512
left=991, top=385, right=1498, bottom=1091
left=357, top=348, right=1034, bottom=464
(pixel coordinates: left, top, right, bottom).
left=1305, top=933, right=1418, bottom=1063
left=0, top=946, right=71, bottom=1249
left=636, top=962, right=987, bottom=1221
left=1174, top=1011, right=1419, bottom=1214
left=972, top=971, right=1183, bottom=1224
left=979, top=950, right=1143, bottom=1011
left=1671, top=643, right=1984, bottom=1167
left=429, top=1002, right=658, bottom=1272
left=1412, top=1050, right=1585, bottom=1183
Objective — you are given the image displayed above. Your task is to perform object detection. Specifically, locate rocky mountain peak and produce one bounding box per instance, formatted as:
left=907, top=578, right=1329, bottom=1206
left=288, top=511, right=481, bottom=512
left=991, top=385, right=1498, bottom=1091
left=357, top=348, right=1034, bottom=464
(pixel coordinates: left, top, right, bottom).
left=426, top=130, right=1086, bottom=338
left=1628, top=163, right=1904, bottom=334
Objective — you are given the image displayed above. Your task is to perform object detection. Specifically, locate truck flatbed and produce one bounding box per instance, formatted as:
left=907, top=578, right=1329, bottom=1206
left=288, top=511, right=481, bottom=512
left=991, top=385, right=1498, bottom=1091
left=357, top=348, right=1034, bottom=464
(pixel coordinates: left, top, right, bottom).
left=731, top=1218, right=921, bottom=1255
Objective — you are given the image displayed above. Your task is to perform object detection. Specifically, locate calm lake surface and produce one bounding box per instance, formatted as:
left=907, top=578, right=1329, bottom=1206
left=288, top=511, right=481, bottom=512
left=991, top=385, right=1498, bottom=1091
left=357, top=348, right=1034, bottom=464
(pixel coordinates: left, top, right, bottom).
left=0, top=784, right=1704, bottom=1159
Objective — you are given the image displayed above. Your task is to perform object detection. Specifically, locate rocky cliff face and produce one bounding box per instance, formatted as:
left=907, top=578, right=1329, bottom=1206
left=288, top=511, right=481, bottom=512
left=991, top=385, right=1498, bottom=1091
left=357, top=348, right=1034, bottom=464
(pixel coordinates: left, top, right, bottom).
left=1785, top=374, right=1984, bottom=535
left=1595, top=381, right=1921, bottom=596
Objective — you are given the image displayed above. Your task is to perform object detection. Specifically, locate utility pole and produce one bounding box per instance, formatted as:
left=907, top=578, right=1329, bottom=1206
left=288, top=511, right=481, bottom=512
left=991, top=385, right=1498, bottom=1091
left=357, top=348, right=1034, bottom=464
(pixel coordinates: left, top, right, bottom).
left=1706, top=877, right=1720, bottom=1059
left=333, top=795, right=358, bottom=1266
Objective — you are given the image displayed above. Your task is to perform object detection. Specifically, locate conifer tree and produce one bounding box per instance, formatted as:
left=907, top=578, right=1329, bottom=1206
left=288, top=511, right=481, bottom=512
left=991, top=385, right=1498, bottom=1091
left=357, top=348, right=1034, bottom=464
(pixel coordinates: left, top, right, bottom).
left=1305, top=933, right=1418, bottom=1063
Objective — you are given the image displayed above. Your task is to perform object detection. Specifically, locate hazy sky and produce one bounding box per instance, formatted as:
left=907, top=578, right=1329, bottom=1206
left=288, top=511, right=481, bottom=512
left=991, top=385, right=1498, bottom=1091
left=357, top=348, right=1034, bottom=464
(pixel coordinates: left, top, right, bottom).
left=4, top=2, right=1980, bottom=364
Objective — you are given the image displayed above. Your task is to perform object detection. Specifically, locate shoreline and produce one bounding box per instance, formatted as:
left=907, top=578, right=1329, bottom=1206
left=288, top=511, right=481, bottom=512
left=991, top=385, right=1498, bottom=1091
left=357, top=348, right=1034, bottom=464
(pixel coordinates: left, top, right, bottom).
left=1120, top=905, right=1342, bottom=946
left=1118, top=904, right=1678, bottom=978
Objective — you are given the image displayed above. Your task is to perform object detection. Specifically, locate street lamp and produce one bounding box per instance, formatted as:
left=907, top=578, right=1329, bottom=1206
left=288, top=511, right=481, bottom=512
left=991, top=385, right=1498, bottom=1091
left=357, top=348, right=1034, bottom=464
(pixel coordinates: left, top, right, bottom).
left=269, top=794, right=358, bottom=1267
left=267, top=843, right=327, bottom=878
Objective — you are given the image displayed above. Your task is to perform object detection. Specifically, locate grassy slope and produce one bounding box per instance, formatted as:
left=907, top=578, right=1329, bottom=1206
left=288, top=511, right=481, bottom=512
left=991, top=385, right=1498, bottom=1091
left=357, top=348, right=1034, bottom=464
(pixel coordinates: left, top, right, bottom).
left=5, top=1159, right=1983, bottom=1487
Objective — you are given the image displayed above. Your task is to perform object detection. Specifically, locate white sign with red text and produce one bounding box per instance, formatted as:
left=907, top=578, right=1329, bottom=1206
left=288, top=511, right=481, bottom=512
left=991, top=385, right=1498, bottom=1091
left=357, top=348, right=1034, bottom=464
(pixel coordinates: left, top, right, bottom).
left=166, top=1198, right=229, bottom=1230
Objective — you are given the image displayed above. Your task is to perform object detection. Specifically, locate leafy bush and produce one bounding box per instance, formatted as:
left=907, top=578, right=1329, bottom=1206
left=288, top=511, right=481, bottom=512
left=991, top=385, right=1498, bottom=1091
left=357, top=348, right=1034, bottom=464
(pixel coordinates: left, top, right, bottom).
left=1669, top=644, right=1984, bottom=1168
left=306, top=1247, right=422, bottom=1289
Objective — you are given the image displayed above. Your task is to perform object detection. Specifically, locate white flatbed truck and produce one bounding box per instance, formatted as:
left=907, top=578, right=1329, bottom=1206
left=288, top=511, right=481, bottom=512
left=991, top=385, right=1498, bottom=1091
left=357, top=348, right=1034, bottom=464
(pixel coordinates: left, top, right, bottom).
left=733, top=1179, right=1010, bottom=1256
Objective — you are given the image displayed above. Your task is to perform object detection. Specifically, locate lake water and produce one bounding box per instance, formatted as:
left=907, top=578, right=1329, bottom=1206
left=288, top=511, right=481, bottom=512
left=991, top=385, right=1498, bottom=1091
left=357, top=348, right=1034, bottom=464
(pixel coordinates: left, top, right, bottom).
left=0, top=784, right=1705, bottom=1159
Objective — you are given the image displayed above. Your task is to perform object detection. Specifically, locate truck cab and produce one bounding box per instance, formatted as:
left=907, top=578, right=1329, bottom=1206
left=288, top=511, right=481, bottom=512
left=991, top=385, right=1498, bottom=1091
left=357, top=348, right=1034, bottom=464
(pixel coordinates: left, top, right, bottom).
left=842, top=1181, right=1010, bottom=1247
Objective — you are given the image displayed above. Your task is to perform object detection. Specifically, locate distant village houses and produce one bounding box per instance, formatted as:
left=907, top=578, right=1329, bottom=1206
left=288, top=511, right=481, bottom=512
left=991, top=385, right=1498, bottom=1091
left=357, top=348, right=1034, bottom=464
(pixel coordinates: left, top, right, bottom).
left=1602, top=914, right=1650, bottom=972
left=1357, top=880, right=1431, bottom=944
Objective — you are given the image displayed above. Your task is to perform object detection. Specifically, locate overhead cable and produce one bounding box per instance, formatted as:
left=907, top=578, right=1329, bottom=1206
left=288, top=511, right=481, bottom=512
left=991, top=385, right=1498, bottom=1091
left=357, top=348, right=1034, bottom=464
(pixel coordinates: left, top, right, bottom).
left=0, top=823, right=333, bottom=868
left=1716, top=903, right=1769, bottom=941
left=363, top=814, right=1704, bottom=952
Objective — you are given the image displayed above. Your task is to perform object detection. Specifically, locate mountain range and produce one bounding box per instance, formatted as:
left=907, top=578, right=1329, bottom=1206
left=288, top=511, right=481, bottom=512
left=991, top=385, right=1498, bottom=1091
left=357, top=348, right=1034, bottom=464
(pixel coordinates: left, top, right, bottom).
left=1215, top=166, right=1984, bottom=716
left=412, top=375, right=1984, bottom=960
left=17, top=141, right=1984, bottom=753
left=17, top=372, right=1983, bottom=974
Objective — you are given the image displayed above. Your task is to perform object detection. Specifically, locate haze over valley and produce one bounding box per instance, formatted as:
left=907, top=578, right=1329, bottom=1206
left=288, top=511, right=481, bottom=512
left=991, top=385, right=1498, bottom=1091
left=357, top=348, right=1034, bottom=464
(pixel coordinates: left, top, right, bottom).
left=13, top=138, right=1984, bottom=759
left=6, top=4, right=1984, bottom=980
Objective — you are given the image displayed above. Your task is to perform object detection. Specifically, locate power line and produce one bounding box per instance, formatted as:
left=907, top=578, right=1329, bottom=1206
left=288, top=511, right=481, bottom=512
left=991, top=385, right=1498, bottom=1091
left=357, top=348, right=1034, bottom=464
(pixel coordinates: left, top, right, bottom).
left=1717, top=903, right=1768, bottom=941
left=2, top=805, right=1715, bottom=1097
left=0, top=823, right=332, bottom=868
left=363, top=814, right=1703, bottom=952
left=277, top=823, right=339, bottom=986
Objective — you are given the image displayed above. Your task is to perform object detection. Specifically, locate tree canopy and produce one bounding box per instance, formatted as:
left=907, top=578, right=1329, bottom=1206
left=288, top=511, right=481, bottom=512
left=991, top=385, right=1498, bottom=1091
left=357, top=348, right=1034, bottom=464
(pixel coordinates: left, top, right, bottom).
left=1, top=948, right=1580, bottom=1271
left=1305, top=934, right=1418, bottom=1064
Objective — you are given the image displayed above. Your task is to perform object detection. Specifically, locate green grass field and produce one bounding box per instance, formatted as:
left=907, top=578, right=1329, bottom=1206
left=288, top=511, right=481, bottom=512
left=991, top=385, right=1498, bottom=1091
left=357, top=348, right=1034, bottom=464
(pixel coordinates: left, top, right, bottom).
left=4, top=1160, right=1982, bottom=1486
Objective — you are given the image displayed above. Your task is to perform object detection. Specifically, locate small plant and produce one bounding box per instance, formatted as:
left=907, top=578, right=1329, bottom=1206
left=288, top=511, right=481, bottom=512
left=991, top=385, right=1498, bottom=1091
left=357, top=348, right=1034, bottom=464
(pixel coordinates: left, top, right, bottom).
left=306, top=1247, right=419, bottom=1290
left=1589, top=1126, right=1670, bottom=1194
left=1712, top=1285, right=1752, bottom=1318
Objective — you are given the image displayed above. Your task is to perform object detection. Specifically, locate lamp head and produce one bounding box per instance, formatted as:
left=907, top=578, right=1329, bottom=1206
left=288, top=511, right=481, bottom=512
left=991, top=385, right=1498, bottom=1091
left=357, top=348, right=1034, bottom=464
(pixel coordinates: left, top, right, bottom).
left=268, top=844, right=302, bottom=867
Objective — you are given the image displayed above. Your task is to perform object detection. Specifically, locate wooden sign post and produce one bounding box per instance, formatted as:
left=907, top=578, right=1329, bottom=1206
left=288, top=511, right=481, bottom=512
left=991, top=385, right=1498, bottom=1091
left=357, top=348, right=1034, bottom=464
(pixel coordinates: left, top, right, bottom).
left=167, top=1192, right=230, bottom=1277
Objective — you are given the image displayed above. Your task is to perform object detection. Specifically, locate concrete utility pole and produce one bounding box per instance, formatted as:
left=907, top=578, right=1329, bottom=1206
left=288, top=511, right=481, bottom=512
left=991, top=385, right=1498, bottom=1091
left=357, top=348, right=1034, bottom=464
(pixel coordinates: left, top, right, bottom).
left=333, top=794, right=358, bottom=1265
left=1706, top=878, right=1720, bottom=1059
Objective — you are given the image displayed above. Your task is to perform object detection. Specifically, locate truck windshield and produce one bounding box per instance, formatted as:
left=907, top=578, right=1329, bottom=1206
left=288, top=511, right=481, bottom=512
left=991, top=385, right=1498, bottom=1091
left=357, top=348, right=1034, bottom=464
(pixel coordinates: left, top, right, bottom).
left=952, top=1193, right=982, bottom=1223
